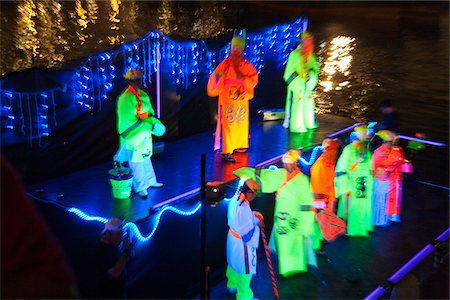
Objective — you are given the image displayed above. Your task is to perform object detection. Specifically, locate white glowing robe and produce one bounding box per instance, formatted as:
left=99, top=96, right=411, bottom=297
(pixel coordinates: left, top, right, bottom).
left=227, top=194, right=260, bottom=275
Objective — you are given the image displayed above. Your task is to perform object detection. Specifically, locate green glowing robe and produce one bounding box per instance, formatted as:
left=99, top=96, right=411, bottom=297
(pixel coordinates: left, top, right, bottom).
left=335, top=141, right=374, bottom=237
left=234, top=167, right=317, bottom=277
left=116, top=88, right=163, bottom=192
left=283, top=46, right=319, bottom=133
left=117, top=88, right=155, bottom=161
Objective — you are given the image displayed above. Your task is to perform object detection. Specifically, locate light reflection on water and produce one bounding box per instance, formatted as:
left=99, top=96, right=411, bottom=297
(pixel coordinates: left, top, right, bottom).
left=316, top=35, right=357, bottom=116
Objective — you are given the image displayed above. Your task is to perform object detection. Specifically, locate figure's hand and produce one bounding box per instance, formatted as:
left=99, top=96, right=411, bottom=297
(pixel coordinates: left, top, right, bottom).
left=122, top=232, right=130, bottom=251
left=312, top=201, right=326, bottom=210
left=213, top=72, right=224, bottom=80
left=254, top=211, right=264, bottom=226
left=375, top=167, right=384, bottom=177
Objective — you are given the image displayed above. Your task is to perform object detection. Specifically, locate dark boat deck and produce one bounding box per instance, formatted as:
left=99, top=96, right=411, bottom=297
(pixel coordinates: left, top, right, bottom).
left=28, top=114, right=449, bottom=299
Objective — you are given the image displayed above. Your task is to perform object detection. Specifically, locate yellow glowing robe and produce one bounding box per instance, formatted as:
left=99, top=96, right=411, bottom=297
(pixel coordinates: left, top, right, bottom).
left=207, top=57, right=258, bottom=154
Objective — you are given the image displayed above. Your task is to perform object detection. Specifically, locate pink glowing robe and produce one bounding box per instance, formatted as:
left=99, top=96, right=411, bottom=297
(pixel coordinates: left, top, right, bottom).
left=372, top=144, right=407, bottom=218
left=207, top=57, right=259, bottom=154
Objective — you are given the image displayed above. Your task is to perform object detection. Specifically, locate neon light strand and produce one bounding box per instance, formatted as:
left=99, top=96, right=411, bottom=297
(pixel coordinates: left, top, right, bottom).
left=126, top=202, right=201, bottom=243
left=298, top=145, right=322, bottom=166
left=260, top=224, right=279, bottom=300
left=397, top=135, right=447, bottom=147
left=67, top=203, right=201, bottom=244
left=223, top=179, right=245, bottom=202
left=67, top=208, right=109, bottom=223
left=72, top=17, right=307, bottom=112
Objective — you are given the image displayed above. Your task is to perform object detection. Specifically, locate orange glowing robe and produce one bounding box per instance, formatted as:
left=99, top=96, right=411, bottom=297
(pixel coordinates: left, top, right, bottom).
left=207, top=57, right=259, bottom=154
left=310, top=151, right=337, bottom=210
left=309, top=150, right=338, bottom=249
left=372, top=144, right=406, bottom=217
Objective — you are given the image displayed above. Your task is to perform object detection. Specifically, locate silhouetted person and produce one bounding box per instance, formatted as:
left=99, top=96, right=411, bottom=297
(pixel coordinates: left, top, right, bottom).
left=1, top=155, right=78, bottom=298
left=370, top=99, right=400, bottom=151
left=379, top=99, right=399, bottom=132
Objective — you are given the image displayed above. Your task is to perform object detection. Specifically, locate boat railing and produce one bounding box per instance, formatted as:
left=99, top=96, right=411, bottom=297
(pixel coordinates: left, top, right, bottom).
left=365, top=228, right=449, bottom=299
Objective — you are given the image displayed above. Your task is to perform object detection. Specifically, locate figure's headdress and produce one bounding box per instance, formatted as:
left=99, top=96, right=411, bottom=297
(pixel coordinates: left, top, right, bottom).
left=231, top=28, right=246, bottom=48
left=282, top=149, right=301, bottom=164
left=322, top=138, right=341, bottom=150
left=353, top=125, right=369, bottom=141
left=376, top=130, right=398, bottom=142
left=124, top=69, right=143, bottom=80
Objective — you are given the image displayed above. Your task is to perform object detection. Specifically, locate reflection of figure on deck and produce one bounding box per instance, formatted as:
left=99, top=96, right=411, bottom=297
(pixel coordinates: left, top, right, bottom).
left=335, top=125, right=374, bottom=237
left=283, top=31, right=320, bottom=133
left=288, top=129, right=315, bottom=150
left=207, top=30, right=259, bottom=163
left=234, top=150, right=320, bottom=277
left=372, top=130, right=411, bottom=226
left=225, top=179, right=263, bottom=300
left=115, top=69, right=165, bottom=199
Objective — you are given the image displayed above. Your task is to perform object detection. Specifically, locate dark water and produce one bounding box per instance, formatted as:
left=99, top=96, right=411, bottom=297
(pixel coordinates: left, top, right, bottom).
left=1, top=1, right=448, bottom=142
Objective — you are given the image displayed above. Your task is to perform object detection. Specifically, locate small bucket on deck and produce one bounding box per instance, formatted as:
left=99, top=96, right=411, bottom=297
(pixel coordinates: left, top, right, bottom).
left=108, top=166, right=133, bottom=199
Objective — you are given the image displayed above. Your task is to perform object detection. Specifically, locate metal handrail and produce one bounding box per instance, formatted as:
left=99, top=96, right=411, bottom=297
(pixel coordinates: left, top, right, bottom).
left=365, top=228, right=450, bottom=299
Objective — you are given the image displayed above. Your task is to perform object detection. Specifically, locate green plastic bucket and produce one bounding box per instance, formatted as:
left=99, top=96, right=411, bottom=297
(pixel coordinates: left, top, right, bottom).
left=108, top=167, right=133, bottom=199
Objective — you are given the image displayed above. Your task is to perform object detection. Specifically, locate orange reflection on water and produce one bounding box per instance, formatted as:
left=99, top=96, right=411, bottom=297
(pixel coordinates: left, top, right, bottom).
left=15, top=0, right=39, bottom=68
left=86, top=0, right=99, bottom=24
left=108, top=0, right=124, bottom=45
left=75, top=0, right=88, bottom=29
left=319, top=35, right=355, bottom=92
left=109, top=0, right=121, bottom=30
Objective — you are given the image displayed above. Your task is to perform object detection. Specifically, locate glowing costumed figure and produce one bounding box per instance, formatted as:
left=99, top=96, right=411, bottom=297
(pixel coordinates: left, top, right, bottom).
left=309, top=138, right=341, bottom=249
left=234, top=150, right=320, bottom=277
left=310, top=138, right=341, bottom=212
left=226, top=179, right=263, bottom=300
left=115, top=69, right=165, bottom=198
left=207, top=30, right=259, bottom=162
left=283, top=31, right=319, bottom=133
left=372, top=130, right=412, bottom=226
left=335, top=125, right=374, bottom=237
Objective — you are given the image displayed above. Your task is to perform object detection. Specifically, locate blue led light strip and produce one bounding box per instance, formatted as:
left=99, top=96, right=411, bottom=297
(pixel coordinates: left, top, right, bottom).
left=126, top=203, right=201, bottom=242
left=298, top=145, right=323, bottom=166
left=67, top=203, right=201, bottom=244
